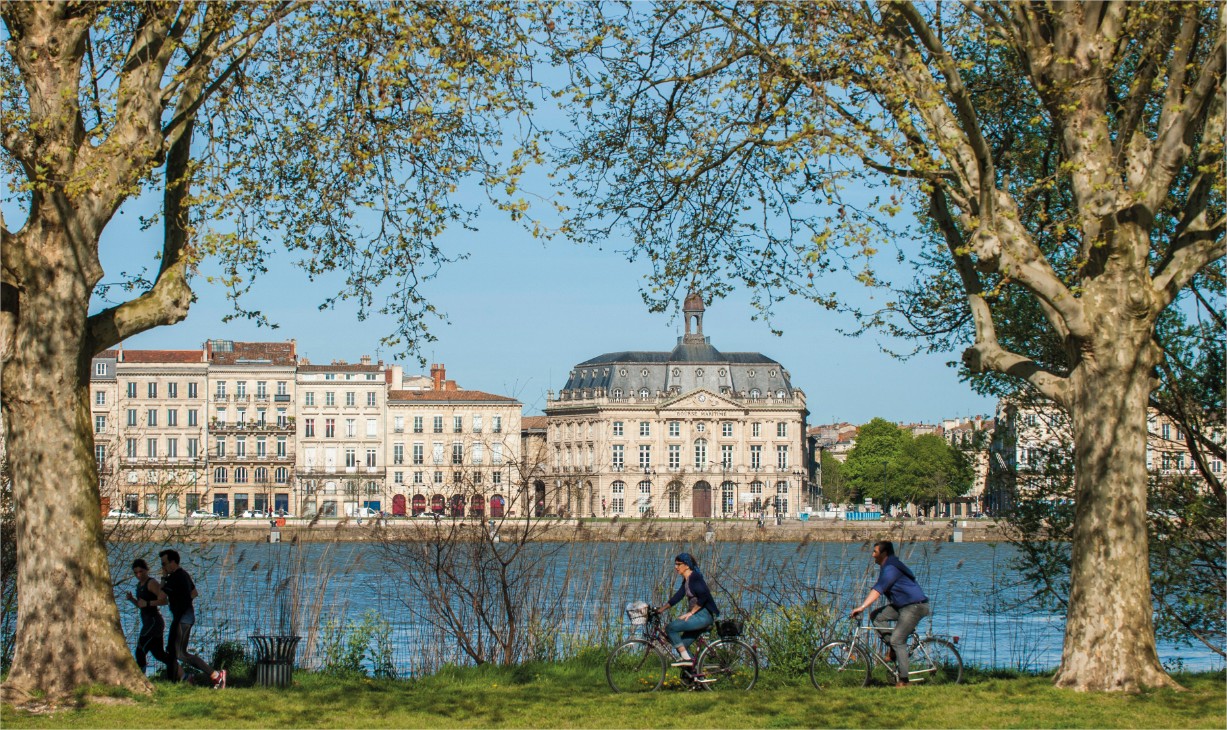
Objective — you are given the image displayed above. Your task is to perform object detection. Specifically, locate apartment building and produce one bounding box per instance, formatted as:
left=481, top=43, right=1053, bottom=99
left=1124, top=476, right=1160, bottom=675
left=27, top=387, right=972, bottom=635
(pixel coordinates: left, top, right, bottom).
left=205, top=340, right=298, bottom=516
left=295, top=356, right=388, bottom=517
left=544, top=293, right=809, bottom=518
left=384, top=363, right=523, bottom=517
left=90, top=351, right=119, bottom=508
left=110, top=348, right=210, bottom=516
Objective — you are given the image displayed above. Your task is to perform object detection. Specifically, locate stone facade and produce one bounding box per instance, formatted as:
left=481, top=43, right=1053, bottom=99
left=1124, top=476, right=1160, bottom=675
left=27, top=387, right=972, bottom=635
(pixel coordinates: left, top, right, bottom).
left=544, top=294, right=809, bottom=518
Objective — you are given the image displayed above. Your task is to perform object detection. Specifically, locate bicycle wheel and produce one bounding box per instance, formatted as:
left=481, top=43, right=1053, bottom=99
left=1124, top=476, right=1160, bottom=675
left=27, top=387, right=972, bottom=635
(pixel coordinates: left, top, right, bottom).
left=910, top=638, right=963, bottom=685
left=606, top=639, right=667, bottom=693
left=809, top=641, right=871, bottom=690
left=696, top=638, right=758, bottom=690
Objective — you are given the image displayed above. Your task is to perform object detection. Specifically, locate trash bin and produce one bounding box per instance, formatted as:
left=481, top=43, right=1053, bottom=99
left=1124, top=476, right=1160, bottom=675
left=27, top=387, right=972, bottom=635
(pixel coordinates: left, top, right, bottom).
left=249, top=635, right=301, bottom=688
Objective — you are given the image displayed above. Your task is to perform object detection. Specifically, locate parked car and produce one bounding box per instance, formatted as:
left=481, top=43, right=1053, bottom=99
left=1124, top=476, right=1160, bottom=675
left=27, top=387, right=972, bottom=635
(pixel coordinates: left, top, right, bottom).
left=347, top=506, right=379, bottom=519
left=189, top=509, right=220, bottom=519
left=240, top=509, right=270, bottom=519
left=106, top=508, right=136, bottom=518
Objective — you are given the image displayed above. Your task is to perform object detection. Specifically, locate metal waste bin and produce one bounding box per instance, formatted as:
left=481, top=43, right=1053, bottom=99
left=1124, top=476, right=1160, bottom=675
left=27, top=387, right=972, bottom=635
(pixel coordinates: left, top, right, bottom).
left=249, top=635, right=301, bottom=688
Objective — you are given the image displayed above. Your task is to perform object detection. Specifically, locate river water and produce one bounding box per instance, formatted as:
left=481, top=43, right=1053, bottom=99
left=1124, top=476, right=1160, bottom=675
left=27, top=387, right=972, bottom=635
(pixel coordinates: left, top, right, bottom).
left=111, top=540, right=1224, bottom=677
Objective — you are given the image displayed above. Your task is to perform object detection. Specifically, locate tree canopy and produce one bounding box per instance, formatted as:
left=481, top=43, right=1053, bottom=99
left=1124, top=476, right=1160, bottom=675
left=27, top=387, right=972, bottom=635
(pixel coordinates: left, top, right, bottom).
left=843, top=419, right=972, bottom=512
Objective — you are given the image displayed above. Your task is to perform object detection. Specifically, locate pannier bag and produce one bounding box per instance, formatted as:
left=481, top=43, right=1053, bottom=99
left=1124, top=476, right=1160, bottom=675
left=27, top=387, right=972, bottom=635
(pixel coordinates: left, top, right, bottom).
left=716, top=619, right=743, bottom=638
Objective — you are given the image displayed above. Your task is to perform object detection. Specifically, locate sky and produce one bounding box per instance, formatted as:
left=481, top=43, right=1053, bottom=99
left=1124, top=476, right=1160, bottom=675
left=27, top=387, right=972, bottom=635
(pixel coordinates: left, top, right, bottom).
left=73, top=188, right=997, bottom=423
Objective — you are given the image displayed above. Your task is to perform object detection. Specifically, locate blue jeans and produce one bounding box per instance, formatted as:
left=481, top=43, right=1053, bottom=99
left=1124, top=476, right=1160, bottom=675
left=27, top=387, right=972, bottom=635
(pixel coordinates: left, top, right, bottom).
left=666, top=608, right=713, bottom=649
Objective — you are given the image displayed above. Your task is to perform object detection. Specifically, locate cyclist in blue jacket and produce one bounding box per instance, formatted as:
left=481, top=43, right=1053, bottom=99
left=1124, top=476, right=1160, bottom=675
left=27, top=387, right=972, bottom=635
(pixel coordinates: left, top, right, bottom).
left=850, top=540, right=929, bottom=687
left=656, top=552, right=720, bottom=667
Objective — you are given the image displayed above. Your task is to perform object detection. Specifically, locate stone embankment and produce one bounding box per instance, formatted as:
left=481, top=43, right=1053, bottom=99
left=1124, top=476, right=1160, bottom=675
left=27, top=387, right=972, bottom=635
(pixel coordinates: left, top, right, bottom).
left=115, top=517, right=1008, bottom=543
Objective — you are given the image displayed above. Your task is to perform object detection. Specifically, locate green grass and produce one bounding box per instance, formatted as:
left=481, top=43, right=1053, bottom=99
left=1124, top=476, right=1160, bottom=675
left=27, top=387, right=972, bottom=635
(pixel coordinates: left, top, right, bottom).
left=2, top=658, right=1223, bottom=729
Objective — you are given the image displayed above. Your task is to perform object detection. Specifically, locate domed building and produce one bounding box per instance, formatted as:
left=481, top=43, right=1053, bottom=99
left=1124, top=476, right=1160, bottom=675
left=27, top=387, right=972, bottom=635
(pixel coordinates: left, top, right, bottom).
left=542, top=293, right=809, bottom=519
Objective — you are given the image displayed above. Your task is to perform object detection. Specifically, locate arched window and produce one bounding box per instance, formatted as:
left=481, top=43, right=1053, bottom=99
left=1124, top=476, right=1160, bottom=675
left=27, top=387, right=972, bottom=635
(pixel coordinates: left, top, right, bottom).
left=749, top=389, right=760, bottom=400
left=366, top=480, right=379, bottom=495
left=776, top=480, right=789, bottom=494
left=612, top=388, right=623, bottom=400
left=611, top=480, right=625, bottom=514
left=412, top=494, right=427, bottom=515
left=638, top=388, right=650, bottom=399
left=234, top=467, right=247, bottom=483
left=214, top=467, right=227, bottom=483
left=254, top=467, right=268, bottom=483
left=431, top=494, right=446, bottom=513
left=275, top=467, right=288, bottom=484
left=693, top=438, right=708, bottom=468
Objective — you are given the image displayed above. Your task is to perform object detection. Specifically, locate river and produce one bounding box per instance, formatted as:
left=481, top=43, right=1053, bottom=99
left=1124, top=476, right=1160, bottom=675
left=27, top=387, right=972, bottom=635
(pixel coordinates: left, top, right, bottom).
left=110, top=540, right=1224, bottom=677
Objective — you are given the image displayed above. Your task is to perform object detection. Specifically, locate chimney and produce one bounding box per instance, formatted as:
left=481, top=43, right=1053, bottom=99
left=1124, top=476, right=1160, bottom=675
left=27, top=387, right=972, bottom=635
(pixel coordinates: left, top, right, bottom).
left=431, top=363, right=446, bottom=391
left=360, top=354, right=372, bottom=366
left=388, top=365, right=403, bottom=387
left=445, top=379, right=457, bottom=392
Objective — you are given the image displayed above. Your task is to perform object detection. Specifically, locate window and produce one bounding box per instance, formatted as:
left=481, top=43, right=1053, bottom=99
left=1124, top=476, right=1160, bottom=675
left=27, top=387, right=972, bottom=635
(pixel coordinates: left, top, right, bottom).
left=277, top=381, right=288, bottom=396
left=394, top=443, right=405, bottom=465
left=95, top=391, right=106, bottom=406
left=95, top=444, right=107, bottom=468
left=433, top=416, right=443, bottom=433
left=214, top=467, right=227, bottom=483
left=147, top=382, right=157, bottom=399
left=432, top=442, right=444, bottom=465
left=472, top=443, right=484, bottom=464
left=305, top=392, right=315, bottom=407
left=668, top=484, right=681, bottom=514
left=367, top=391, right=377, bottom=407
left=235, top=467, right=248, bottom=484
left=127, top=382, right=137, bottom=398
left=275, top=467, right=288, bottom=483
left=668, top=421, right=680, bottom=437
left=473, top=415, right=483, bottom=433
left=95, top=415, right=107, bottom=434
left=304, top=419, right=315, bottom=437
left=721, top=444, right=733, bottom=468
left=777, top=422, right=788, bottom=438
left=639, top=445, right=652, bottom=469
left=187, top=438, right=199, bottom=459
left=612, top=444, right=625, bottom=469
left=237, top=409, right=247, bottom=424
left=167, top=409, right=178, bottom=427
left=752, top=423, right=761, bottom=438
left=414, top=416, right=424, bottom=433
left=611, top=481, right=625, bottom=514
left=366, top=418, right=377, bottom=438
left=277, top=409, right=287, bottom=427
left=345, top=449, right=357, bottom=468
left=325, top=418, right=335, bottom=438
left=722, top=422, right=733, bottom=438
left=693, top=438, right=708, bottom=468
left=452, top=442, right=464, bottom=465
left=668, top=444, right=681, bottom=469
left=492, top=471, right=502, bottom=485
left=236, top=381, right=247, bottom=398
left=187, top=382, right=198, bottom=399
left=126, top=438, right=138, bottom=458
left=255, top=381, right=267, bottom=399
left=776, top=480, right=789, bottom=494
left=453, top=416, right=463, bottom=433
left=394, top=471, right=404, bottom=484
left=750, top=480, right=763, bottom=494
left=750, top=389, right=760, bottom=400
left=325, top=373, right=335, bottom=381
left=492, top=415, right=502, bottom=433
left=722, top=481, right=735, bottom=514
left=492, top=443, right=503, bottom=465
left=235, top=437, right=246, bottom=457
left=325, top=391, right=335, bottom=407
left=146, top=438, right=158, bottom=458
left=147, top=409, right=158, bottom=427
left=188, top=409, right=198, bottom=427
left=366, top=449, right=377, bottom=468
left=413, top=471, right=423, bottom=484
left=613, top=421, right=624, bottom=437
left=256, top=437, right=266, bottom=457
left=638, top=480, right=652, bottom=514
left=166, top=438, right=178, bottom=458
left=1161, top=423, right=1171, bottom=440
left=434, top=471, right=444, bottom=484
left=95, top=362, right=106, bottom=376
left=612, top=388, right=623, bottom=400
left=777, top=445, right=789, bottom=470
left=750, top=445, right=762, bottom=469
left=346, top=391, right=355, bottom=406
left=127, top=409, right=137, bottom=427
left=413, top=443, right=424, bottom=465
left=640, top=421, right=650, bottom=437
left=345, top=418, right=356, bottom=437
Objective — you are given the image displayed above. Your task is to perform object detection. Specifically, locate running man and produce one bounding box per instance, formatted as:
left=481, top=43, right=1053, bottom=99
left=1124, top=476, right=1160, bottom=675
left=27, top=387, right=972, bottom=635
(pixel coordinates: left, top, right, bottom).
left=159, top=549, right=226, bottom=688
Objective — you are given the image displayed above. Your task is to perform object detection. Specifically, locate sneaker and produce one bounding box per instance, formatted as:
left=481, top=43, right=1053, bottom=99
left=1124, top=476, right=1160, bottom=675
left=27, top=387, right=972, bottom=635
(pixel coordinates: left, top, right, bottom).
left=671, top=659, right=694, bottom=667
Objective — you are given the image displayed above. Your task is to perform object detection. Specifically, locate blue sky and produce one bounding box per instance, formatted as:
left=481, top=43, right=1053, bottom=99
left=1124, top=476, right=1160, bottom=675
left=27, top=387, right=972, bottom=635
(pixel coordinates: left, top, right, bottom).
left=73, top=187, right=996, bottom=423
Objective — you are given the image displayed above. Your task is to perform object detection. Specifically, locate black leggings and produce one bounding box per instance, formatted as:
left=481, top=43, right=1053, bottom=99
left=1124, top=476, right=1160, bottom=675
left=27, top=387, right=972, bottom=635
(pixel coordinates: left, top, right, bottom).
left=166, top=618, right=214, bottom=680
left=135, top=613, right=172, bottom=672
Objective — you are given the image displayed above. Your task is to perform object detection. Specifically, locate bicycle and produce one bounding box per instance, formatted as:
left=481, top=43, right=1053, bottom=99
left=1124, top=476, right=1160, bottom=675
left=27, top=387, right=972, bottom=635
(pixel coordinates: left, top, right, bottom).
left=809, top=614, right=963, bottom=689
left=606, top=602, right=760, bottom=693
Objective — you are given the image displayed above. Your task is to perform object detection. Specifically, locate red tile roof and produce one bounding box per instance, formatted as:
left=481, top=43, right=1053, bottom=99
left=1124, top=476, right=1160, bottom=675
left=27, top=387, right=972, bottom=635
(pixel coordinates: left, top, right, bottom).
left=96, top=349, right=120, bottom=359
left=521, top=416, right=548, bottom=429
left=120, top=350, right=205, bottom=364
left=387, top=390, right=519, bottom=404
left=298, top=363, right=385, bottom=373
left=209, top=341, right=297, bottom=366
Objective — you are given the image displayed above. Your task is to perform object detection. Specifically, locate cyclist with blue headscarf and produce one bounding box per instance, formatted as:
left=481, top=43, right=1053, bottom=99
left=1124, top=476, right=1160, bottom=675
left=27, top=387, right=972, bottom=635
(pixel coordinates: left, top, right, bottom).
left=656, top=552, right=720, bottom=666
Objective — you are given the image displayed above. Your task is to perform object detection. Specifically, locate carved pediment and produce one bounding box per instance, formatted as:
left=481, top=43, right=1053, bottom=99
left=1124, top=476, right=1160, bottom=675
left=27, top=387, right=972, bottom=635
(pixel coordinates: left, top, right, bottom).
left=660, top=389, right=742, bottom=412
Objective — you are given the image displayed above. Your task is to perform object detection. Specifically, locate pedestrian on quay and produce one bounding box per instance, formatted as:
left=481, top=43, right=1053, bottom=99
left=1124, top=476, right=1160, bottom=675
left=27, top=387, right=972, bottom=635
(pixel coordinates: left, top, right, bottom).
left=124, top=559, right=172, bottom=676
left=159, top=549, right=226, bottom=688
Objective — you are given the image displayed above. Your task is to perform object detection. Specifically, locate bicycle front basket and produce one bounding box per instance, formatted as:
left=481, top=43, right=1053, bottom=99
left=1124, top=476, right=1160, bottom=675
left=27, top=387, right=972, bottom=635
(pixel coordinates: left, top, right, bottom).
left=716, top=619, right=743, bottom=638
left=625, top=601, right=650, bottom=625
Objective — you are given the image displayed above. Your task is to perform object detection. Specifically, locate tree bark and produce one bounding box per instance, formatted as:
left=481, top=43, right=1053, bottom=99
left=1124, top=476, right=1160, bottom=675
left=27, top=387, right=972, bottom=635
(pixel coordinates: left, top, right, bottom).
left=1054, top=267, right=1181, bottom=692
left=0, top=221, right=149, bottom=701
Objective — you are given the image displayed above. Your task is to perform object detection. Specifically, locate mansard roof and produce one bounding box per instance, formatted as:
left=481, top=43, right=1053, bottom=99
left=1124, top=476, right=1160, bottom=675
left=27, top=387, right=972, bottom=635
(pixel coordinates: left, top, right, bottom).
left=387, top=389, right=519, bottom=404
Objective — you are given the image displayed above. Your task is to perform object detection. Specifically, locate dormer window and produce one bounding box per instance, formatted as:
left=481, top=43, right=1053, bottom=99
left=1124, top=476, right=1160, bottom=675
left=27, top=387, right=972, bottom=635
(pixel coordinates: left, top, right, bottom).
left=612, top=388, right=623, bottom=400
left=750, top=389, right=760, bottom=400
left=639, top=388, right=650, bottom=399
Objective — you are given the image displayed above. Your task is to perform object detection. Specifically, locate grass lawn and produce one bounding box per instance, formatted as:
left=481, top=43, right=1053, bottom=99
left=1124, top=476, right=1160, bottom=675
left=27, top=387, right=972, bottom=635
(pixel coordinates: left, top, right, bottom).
left=2, top=657, right=1223, bottom=729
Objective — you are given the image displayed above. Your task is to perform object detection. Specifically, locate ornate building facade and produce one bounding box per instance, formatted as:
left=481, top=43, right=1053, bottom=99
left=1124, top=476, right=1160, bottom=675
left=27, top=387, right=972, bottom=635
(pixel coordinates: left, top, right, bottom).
left=544, top=294, right=809, bottom=518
